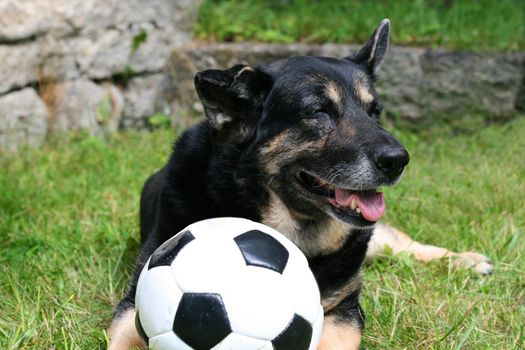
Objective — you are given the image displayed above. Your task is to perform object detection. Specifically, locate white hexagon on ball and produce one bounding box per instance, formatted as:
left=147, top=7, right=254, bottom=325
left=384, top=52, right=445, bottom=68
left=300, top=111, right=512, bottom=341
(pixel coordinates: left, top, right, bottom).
left=134, top=217, right=324, bottom=350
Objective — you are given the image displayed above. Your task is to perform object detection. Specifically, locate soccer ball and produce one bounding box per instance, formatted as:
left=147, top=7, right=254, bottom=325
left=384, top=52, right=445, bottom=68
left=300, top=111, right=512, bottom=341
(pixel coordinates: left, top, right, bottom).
left=135, top=217, right=324, bottom=350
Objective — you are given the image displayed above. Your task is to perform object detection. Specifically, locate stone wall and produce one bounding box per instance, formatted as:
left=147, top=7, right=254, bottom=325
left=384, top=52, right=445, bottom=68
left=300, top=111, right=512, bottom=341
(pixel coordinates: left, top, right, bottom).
left=0, top=0, right=199, bottom=150
left=1, top=2, right=524, bottom=150
left=170, top=43, right=525, bottom=125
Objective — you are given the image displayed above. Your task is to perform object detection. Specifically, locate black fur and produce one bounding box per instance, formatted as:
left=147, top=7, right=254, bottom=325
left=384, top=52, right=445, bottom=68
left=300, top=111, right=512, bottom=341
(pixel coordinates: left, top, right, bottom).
left=114, top=19, right=408, bottom=341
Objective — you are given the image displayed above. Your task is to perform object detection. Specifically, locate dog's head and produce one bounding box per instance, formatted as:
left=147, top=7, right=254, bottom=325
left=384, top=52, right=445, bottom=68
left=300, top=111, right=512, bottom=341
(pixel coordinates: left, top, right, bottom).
left=194, top=19, right=409, bottom=229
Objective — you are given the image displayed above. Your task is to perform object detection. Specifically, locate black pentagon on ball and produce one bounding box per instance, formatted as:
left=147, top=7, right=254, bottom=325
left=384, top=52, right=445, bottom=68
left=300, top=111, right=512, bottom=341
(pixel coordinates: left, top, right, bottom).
left=272, top=313, right=313, bottom=350
left=135, top=311, right=149, bottom=346
left=148, top=230, right=195, bottom=269
left=234, top=230, right=289, bottom=274
left=173, top=293, right=232, bottom=350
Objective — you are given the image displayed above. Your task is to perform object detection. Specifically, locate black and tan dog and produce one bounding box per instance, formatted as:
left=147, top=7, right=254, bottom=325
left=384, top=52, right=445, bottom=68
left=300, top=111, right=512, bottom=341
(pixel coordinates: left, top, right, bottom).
left=109, top=19, right=492, bottom=350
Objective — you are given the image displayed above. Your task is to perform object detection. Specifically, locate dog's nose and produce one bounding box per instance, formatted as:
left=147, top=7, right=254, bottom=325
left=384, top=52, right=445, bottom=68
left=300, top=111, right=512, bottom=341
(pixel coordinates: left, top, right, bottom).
left=374, top=147, right=410, bottom=179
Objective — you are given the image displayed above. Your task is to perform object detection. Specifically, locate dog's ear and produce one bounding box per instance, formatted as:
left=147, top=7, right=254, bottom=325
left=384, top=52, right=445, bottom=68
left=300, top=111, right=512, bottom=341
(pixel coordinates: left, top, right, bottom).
left=346, top=19, right=390, bottom=74
left=194, top=64, right=272, bottom=139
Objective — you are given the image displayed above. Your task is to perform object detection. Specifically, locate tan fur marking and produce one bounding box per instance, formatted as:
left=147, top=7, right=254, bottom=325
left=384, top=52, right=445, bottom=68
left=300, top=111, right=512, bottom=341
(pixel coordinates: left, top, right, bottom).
left=258, top=132, right=292, bottom=175
left=108, top=309, right=145, bottom=350
left=368, top=223, right=459, bottom=260
left=313, top=219, right=350, bottom=256
left=354, top=81, right=374, bottom=104
left=325, top=81, right=342, bottom=105
left=367, top=223, right=493, bottom=274
left=290, top=217, right=349, bottom=257
left=261, top=192, right=349, bottom=257
left=261, top=191, right=302, bottom=241
left=317, top=316, right=362, bottom=350
left=340, top=120, right=357, bottom=139
left=234, top=65, right=255, bottom=79
left=259, top=131, right=325, bottom=176
left=259, top=132, right=287, bottom=157
left=322, top=274, right=362, bottom=313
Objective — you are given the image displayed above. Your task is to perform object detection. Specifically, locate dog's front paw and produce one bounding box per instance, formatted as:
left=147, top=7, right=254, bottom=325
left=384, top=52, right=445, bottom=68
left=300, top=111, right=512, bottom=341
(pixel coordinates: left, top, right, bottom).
left=453, top=251, right=493, bottom=275
left=317, top=316, right=362, bottom=350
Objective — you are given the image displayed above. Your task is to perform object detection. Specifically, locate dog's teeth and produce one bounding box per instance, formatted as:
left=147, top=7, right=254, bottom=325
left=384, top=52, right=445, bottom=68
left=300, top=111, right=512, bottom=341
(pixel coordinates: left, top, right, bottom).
left=350, top=199, right=357, bottom=210
left=355, top=207, right=361, bottom=214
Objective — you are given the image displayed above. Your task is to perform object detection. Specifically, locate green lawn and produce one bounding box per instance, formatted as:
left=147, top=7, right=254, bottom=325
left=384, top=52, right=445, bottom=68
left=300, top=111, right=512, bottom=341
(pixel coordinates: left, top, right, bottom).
left=1, top=117, right=524, bottom=349
left=195, top=0, right=525, bottom=51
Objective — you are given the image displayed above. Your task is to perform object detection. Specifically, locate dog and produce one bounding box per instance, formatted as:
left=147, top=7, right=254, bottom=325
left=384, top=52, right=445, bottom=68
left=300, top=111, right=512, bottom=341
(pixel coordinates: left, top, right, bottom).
left=108, top=19, right=493, bottom=350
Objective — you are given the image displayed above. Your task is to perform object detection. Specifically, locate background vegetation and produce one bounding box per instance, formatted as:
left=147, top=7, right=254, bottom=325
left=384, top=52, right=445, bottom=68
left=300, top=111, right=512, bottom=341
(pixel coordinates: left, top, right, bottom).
left=196, top=0, right=525, bottom=51
left=1, top=117, right=524, bottom=349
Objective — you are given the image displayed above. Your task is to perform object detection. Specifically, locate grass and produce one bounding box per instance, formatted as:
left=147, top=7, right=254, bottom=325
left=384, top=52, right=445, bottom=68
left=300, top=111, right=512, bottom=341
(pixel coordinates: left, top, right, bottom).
left=195, top=0, right=525, bottom=51
left=1, top=116, right=524, bottom=349
left=362, top=118, right=525, bottom=349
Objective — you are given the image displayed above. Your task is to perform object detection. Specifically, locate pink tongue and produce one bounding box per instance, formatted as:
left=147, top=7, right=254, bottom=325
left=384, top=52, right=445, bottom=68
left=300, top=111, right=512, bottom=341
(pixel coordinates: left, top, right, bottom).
left=334, top=189, right=385, bottom=222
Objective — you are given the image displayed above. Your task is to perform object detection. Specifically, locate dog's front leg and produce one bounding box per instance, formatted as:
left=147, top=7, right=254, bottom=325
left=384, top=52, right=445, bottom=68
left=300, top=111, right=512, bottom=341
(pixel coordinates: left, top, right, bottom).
left=367, top=223, right=493, bottom=274
left=317, top=316, right=362, bottom=350
left=108, top=308, right=146, bottom=350
left=108, top=230, right=165, bottom=350
left=318, top=291, right=364, bottom=350
left=108, top=246, right=155, bottom=350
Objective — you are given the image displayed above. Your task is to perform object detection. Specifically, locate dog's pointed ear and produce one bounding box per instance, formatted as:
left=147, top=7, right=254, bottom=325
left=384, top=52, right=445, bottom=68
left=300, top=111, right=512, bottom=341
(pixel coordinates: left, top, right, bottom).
left=346, top=19, right=390, bottom=74
left=194, top=64, right=272, bottom=139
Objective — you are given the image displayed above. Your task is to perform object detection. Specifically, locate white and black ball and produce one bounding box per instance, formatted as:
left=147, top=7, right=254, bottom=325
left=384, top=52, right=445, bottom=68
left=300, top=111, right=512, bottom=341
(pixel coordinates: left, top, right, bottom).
left=135, top=217, right=323, bottom=350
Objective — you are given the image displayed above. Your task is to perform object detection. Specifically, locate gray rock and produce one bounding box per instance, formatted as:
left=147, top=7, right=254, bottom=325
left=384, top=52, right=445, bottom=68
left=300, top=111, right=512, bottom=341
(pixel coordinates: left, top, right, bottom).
left=47, top=79, right=123, bottom=135
left=376, top=47, right=425, bottom=120
left=516, top=73, right=525, bottom=112
left=0, top=0, right=52, bottom=42
left=0, top=0, right=200, bottom=93
left=53, top=0, right=199, bottom=37
left=38, top=35, right=82, bottom=82
left=0, top=0, right=202, bottom=150
left=0, top=88, right=48, bottom=150
left=73, top=27, right=174, bottom=80
left=45, top=0, right=196, bottom=70
left=169, top=43, right=525, bottom=123
left=169, top=50, right=201, bottom=113
left=0, top=41, right=42, bottom=94
left=420, top=50, right=525, bottom=118
left=122, top=73, right=175, bottom=128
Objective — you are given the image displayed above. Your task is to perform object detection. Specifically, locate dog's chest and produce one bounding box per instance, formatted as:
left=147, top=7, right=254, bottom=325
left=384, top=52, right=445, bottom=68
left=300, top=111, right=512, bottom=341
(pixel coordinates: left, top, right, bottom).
left=261, top=192, right=349, bottom=257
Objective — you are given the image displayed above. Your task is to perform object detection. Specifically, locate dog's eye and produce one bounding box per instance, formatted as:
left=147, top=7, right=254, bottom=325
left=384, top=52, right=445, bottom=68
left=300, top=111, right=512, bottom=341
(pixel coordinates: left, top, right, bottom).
left=302, top=111, right=331, bottom=128
left=312, top=111, right=329, bottom=119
